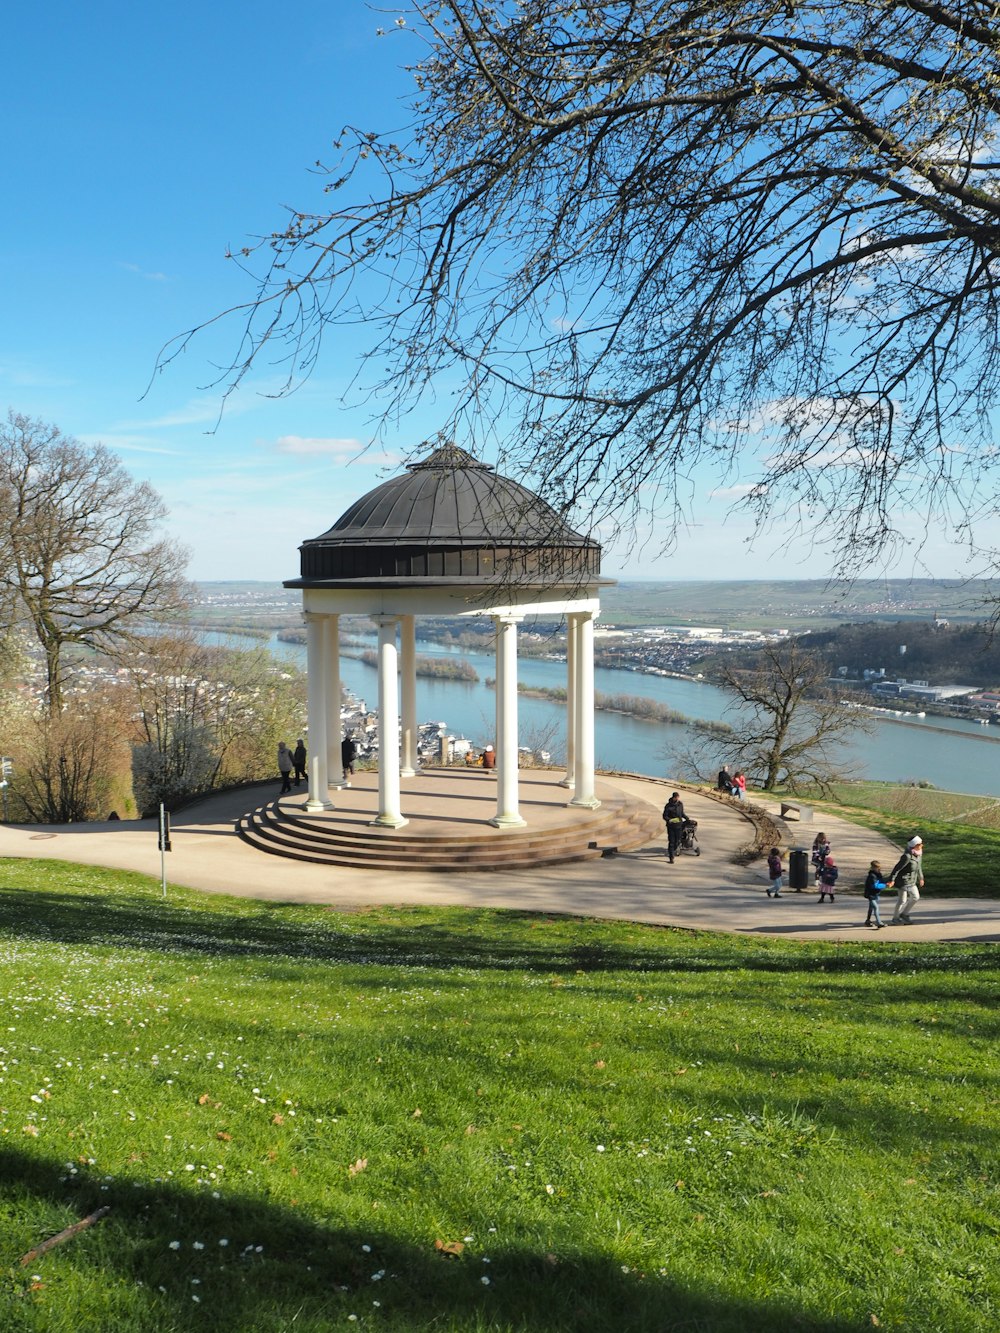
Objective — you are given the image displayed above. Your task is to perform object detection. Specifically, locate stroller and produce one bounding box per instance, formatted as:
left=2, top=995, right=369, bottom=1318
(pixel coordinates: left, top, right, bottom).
left=678, top=817, right=701, bottom=856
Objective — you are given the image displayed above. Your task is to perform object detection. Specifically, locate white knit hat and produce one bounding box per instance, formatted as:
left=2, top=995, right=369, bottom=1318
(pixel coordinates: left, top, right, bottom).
left=907, top=836, right=923, bottom=849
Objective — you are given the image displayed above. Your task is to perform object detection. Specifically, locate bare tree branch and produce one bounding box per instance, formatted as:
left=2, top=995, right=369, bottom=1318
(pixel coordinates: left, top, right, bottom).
left=0, top=410, right=191, bottom=714
left=167, top=1, right=1000, bottom=566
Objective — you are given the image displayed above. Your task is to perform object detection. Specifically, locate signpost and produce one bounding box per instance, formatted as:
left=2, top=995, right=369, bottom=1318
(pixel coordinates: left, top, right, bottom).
left=1, top=757, right=11, bottom=823
left=157, top=803, right=172, bottom=897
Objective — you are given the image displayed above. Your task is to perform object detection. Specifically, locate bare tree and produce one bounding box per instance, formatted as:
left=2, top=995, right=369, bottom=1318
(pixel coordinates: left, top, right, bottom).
left=0, top=411, right=190, bottom=715
left=10, top=692, right=130, bottom=823
left=128, top=633, right=306, bottom=814
left=166, top=1, right=1000, bottom=566
left=716, top=640, right=870, bottom=793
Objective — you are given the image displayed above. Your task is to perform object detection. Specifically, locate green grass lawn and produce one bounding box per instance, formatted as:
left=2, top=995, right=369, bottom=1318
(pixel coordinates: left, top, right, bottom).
left=1, top=859, right=997, bottom=1332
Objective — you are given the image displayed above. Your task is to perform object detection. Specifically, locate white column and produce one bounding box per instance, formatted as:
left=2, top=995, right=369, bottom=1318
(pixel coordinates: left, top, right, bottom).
left=400, top=614, right=419, bottom=777
left=570, top=610, right=600, bottom=809
left=490, top=613, right=526, bottom=828
left=372, top=615, right=407, bottom=828
left=305, top=614, right=332, bottom=811
left=325, top=615, right=346, bottom=788
left=560, top=613, right=577, bottom=788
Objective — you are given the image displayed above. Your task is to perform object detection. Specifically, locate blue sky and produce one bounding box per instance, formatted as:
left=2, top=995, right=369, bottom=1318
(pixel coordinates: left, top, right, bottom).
left=1, top=2, right=986, bottom=585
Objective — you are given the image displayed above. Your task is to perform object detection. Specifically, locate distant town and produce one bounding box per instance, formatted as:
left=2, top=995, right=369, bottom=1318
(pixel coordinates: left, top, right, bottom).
left=13, top=579, right=1000, bottom=728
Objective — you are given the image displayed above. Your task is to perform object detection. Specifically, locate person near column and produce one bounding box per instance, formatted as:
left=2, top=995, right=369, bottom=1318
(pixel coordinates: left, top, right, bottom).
left=292, top=738, right=307, bottom=787
left=888, top=836, right=925, bottom=924
left=663, top=791, right=685, bottom=864
left=481, top=745, right=496, bottom=770
left=277, top=740, right=294, bottom=794
left=341, top=734, right=357, bottom=783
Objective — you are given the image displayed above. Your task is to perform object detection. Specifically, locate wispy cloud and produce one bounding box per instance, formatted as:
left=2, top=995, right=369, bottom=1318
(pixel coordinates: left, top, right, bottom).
left=273, top=435, right=400, bottom=467
left=120, top=261, right=170, bottom=282
left=275, top=434, right=364, bottom=457
left=81, top=433, right=184, bottom=456
left=0, top=362, right=77, bottom=389
left=707, top=484, right=760, bottom=501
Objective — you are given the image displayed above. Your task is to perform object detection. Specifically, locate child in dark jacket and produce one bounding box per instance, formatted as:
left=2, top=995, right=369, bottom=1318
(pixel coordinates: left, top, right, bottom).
left=817, top=856, right=839, bottom=903
left=863, top=860, right=887, bottom=928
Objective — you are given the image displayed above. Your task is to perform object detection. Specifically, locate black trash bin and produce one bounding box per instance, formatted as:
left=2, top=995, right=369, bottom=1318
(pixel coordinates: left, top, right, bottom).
left=788, top=848, right=809, bottom=891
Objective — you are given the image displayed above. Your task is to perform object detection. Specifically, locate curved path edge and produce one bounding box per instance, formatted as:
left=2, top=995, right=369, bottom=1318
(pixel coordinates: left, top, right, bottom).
left=1, top=774, right=997, bottom=943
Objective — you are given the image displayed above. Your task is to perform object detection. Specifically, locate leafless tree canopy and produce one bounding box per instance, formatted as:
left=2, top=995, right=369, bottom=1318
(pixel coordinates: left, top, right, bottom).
left=718, top=639, right=870, bottom=791
left=0, top=411, right=190, bottom=714
left=167, top=0, right=1000, bottom=565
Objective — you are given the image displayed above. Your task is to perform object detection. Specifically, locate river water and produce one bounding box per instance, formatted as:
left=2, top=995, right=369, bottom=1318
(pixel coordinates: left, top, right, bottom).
left=213, top=631, right=1000, bottom=798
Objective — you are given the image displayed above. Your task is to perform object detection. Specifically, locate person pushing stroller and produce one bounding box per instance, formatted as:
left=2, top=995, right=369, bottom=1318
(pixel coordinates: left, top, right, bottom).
left=663, top=791, right=699, bottom=861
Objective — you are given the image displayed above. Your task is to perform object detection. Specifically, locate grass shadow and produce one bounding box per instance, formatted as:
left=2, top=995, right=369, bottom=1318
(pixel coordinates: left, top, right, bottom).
left=0, top=1146, right=864, bottom=1333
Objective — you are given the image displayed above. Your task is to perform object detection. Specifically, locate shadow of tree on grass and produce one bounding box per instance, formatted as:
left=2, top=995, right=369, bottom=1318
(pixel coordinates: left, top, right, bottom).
left=1, top=1146, right=861, bottom=1333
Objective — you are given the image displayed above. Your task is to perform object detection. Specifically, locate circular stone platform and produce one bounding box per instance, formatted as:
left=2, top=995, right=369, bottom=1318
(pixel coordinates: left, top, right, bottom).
left=235, top=767, right=664, bottom=870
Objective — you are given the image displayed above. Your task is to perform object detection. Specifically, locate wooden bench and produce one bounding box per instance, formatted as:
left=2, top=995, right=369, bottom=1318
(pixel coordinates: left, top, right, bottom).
left=780, top=801, right=813, bottom=822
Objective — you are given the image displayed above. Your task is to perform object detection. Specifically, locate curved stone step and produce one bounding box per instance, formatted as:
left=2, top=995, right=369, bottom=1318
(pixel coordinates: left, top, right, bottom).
left=235, top=790, right=664, bottom=871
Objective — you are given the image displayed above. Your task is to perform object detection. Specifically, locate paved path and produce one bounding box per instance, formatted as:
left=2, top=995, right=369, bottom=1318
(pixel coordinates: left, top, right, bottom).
left=2, top=775, right=997, bottom=943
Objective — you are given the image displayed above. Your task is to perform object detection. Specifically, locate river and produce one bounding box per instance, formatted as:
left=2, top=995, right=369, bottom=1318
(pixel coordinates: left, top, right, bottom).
left=207, top=630, right=1000, bottom=798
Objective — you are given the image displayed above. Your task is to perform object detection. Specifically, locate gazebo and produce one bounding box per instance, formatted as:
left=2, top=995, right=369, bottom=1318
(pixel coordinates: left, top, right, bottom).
left=284, top=443, right=611, bottom=830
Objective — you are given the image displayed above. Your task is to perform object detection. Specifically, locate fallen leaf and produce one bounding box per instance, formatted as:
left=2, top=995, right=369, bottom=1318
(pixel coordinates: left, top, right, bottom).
left=594, top=1060, right=606, bottom=1069
left=198, top=1094, right=211, bottom=1105
left=216, top=1131, right=232, bottom=1142
left=271, top=1114, right=285, bottom=1125
left=412, top=1108, right=422, bottom=1119
left=434, top=1239, right=464, bottom=1257
left=348, top=1157, right=368, bottom=1177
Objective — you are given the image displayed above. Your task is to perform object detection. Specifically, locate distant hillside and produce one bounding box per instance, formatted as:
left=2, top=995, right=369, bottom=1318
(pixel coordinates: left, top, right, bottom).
left=601, top=579, right=998, bottom=629
left=191, top=578, right=1000, bottom=634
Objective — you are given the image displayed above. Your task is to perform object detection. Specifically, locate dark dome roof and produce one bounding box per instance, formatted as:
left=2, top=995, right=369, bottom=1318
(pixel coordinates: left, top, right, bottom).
left=291, top=444, right=601, bottom=585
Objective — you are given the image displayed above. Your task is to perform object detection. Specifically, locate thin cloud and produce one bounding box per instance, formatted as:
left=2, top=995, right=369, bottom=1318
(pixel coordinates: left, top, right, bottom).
left=120, top=261, right=170, bottom=282
left=274, top=435, right=400, bottom=466
left=81, top=433, right=183, bottom=456
left=708, top=484, right=758, bottom=500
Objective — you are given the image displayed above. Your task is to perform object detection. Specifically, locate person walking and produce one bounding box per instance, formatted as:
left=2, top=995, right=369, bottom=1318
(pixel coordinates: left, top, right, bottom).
left=663, top=791, right=686, bottom=864
left=277, top=740, right=294, bottom=794
left=292, top=738, right=307, bottom=787
left=733, top=771, right=747, bottom=800
left=864, top=860, right=887, bottom=928
left=766, top=846, right=784, bottom=897
left=817, top=855, right=839, bottom=903
left=811, top=832, right=831, bottom=887
left=341, top=734, right=357, bottom=783
left=888, top=836, right=925, bottom=925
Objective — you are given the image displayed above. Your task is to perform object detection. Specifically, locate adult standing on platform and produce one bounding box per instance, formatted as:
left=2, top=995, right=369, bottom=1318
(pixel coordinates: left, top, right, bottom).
left=341, top=734, right=357, bottom=783
left=277, top=740, right=294, bottom=795
left=888, top=836, right=925, bottom=925
left=292, top=738, right=307, bottom=787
